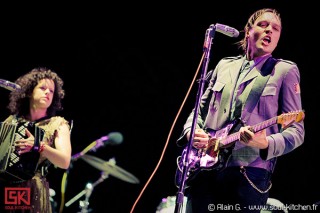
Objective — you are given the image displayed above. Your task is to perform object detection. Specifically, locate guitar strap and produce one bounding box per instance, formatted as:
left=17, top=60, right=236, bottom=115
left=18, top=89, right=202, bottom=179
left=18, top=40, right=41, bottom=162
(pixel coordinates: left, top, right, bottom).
left=234, top=57, right=278, bottom=121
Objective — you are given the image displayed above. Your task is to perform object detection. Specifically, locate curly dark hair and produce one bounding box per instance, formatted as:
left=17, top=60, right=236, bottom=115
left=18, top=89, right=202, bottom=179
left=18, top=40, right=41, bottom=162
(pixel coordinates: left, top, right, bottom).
left=237, top=8, right=282, bottom=53
left=8, top=67, right=65, bottom=117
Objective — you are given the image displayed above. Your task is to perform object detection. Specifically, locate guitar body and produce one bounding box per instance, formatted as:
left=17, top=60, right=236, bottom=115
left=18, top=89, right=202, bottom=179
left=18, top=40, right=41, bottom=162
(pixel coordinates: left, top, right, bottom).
left=175, top=120, right=241, bottom=188
left=175, top=110, right=305, bottom=189
left=175, top=143, right=234, bottom=188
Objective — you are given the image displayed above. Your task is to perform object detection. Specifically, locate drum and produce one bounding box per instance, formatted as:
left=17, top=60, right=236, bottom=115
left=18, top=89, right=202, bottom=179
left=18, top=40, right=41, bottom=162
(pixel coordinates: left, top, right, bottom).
left=156, top=195, right=187, bottom=213
left=261, top=198, right=288, bottom=213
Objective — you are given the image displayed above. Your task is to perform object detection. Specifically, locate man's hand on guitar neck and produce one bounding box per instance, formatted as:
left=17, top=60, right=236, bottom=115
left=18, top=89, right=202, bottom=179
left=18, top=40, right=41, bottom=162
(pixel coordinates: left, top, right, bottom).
left=186, top=128, right=210, bottom=149
left=239, top=126, right=268, bottom=149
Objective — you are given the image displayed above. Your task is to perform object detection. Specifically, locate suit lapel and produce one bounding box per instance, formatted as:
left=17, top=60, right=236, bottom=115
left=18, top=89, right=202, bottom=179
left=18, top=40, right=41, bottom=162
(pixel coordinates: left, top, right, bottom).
left=241, top=67, right=259, bottom=83
left=229, top=59, right=243, bottom=84
left=217, top=59, right=243, bottom=119
left=241, top=56, right=272, bottom=84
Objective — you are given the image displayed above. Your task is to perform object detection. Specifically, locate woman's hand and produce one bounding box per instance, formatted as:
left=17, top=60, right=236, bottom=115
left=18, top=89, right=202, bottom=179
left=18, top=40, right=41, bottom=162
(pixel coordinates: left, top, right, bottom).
left=14, top=129, right=35, bottom=154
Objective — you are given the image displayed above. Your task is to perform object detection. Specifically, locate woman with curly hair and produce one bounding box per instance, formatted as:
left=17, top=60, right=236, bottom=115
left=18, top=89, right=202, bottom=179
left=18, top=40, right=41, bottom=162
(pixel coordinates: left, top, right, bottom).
left=0, top=67, right=71, bottom=213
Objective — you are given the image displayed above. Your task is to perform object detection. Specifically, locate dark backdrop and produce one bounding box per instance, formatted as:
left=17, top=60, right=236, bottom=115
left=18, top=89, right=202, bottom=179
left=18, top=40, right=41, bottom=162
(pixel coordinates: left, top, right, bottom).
left=1, top=1, right=319, bottom=213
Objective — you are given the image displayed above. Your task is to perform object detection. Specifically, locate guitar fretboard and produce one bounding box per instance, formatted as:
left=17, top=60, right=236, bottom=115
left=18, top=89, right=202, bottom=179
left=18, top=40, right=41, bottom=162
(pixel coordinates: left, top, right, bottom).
left=220, top=116, right=278, bottom=147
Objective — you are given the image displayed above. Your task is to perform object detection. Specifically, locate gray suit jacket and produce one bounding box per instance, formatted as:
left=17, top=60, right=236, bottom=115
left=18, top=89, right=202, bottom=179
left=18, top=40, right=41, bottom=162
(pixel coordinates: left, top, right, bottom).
left=177, top=55, right=305, bottom=172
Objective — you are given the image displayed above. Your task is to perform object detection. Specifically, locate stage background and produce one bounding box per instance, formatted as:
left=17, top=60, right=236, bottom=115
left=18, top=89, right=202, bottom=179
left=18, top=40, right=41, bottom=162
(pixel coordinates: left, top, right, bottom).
left=1, top=1, right=319, bottom=212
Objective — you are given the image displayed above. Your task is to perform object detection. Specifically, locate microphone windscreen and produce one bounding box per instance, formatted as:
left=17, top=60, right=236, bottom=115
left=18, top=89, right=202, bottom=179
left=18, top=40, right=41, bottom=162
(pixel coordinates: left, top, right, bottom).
left=107, top=132, right=123, bottom=145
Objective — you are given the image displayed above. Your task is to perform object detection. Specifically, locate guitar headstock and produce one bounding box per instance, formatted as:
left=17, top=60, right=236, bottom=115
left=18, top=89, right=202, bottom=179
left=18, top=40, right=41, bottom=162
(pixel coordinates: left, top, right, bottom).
left=277, top=110, right=305, bottom=129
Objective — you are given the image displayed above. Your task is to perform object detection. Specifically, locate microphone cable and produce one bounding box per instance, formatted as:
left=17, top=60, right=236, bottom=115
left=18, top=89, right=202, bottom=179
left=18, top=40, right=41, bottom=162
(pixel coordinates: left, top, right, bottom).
left=129, top=53, right=205, bottom=213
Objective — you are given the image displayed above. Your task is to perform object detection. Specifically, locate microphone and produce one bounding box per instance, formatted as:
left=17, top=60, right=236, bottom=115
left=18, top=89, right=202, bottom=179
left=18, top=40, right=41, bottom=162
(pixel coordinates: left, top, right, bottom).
left=0, top=79, right=21, bottom=91
left=93, top=132, right=123, bottom=150
left=71, top=132, right=123, bottom=161
left=215, top=23, right=239, bottom=38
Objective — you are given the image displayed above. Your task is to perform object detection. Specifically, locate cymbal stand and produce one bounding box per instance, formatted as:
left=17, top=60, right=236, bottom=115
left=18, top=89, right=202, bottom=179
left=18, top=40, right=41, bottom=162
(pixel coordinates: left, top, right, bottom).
left=65, top=172, right=109, bottom=213
left=78, top=182, right=93, bottom=213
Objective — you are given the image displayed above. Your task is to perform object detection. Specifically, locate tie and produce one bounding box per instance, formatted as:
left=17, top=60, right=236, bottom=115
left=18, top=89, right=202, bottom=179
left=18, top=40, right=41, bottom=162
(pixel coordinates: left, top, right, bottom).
left=238, top=60, right=252, bottom=82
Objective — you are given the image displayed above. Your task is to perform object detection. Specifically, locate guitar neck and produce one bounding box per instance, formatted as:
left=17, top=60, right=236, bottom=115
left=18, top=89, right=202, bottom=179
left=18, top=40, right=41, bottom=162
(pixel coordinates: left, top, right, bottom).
left=220, top=116, right=278, bottom=146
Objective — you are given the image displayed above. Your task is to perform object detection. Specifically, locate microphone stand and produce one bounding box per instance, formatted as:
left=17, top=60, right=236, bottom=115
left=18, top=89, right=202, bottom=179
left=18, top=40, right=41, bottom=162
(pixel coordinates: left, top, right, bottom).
left=59, top=120, right=74, bottom=213
left=71, top=142, right=99, bottom=161
left=174, top=24, right=216, bottom=213
left=71, top=134, right=112, bottom=162
left=60, top=123, right=105, bottom=213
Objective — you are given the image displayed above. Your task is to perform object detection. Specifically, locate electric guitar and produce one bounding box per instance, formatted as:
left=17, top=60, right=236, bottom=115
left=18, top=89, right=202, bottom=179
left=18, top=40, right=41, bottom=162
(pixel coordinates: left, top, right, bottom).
left=175, top=110, right=305, bottom=188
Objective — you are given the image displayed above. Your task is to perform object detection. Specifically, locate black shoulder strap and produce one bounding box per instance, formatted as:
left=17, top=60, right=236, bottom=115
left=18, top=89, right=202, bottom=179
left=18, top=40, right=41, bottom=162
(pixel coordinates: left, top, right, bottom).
left=241, top=57, right=278, bottom=121
left=260, top=57, right=278, bottom=76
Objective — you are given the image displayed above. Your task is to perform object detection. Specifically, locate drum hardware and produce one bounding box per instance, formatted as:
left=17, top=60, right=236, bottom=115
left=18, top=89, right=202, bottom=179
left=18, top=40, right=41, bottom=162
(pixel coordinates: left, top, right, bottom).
left=64, top=155, right=139, bottom=212
left=65, top=172, right=108, bottom=213
left=156, top=195, right=187, bottom=213
left=261, top=198, right=288, bottom=213
left=49, top=188, right=58, bottom=213
left=58, top=132, right=126, bottom=213
left=80, top=154, right=140, bottom=184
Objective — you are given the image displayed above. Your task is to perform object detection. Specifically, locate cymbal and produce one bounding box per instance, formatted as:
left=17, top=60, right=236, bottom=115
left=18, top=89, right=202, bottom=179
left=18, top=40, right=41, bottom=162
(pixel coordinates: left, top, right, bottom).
left=81, top=154, right=140, bottom=184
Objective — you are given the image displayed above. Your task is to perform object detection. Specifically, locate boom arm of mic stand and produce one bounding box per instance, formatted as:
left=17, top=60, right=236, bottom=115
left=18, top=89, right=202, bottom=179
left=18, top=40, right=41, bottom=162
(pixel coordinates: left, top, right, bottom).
left=71, top=142, right=97, bottom=161
left=174, top=25, right=216, bottom=213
